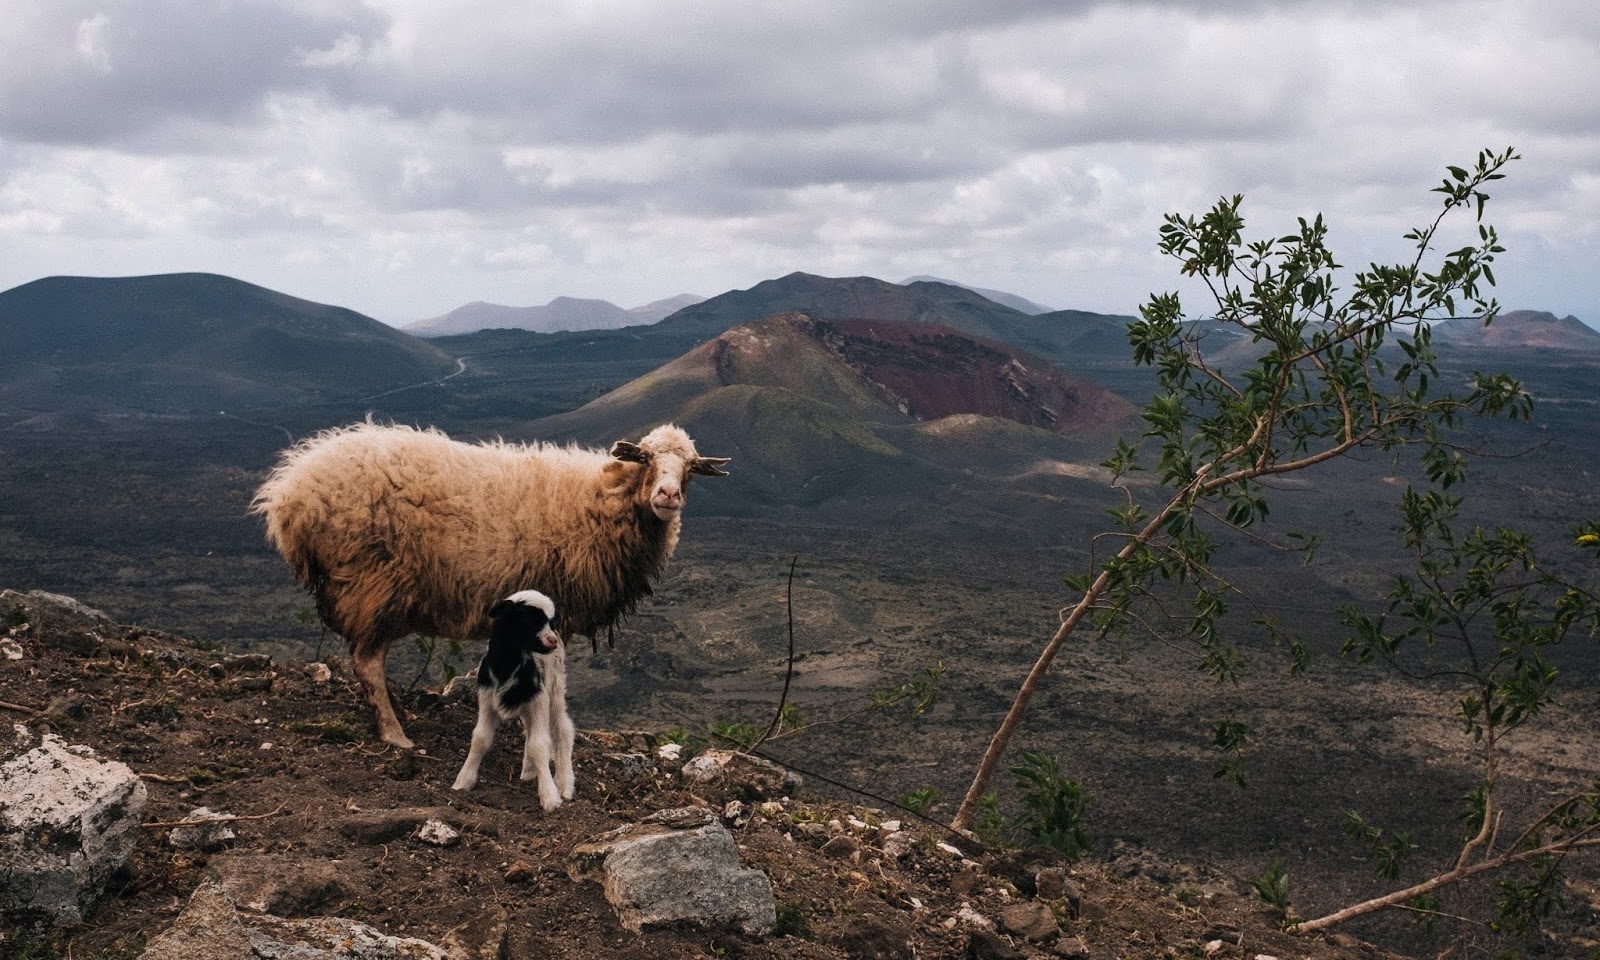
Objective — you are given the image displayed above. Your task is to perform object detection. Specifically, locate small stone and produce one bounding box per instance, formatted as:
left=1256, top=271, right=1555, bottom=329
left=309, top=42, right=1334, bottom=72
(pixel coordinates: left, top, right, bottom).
left=600, top=752, right=651, bottom=777
left=797, top=822, right=829, bottom=838
left=966, top=928, right=1024, bottom=960
left=757, top=801, right=784, bottom=817
left=881, top=831, right=916, bottom=861
left=0, top=638, right=22, bottom=660
left=955, top=904, right=993, bottom=928
left=998, top=901, right=1059, bottom=942
left=504, top=860, right=534, bottom=884
left=936, top=841, right=966, bottom=857
left=1053, top=935, right=1090, bottom=958
left=1204, top=941, right=1225, bottom=955
left=681, top=753, right=724, bottom=783
left=722, top=800, right=746, bottom=822
left=1254, top=955, right=1281, bottom=960
left=221, top=653, right=273, bottom=673
left=305, top=662, right=332, bottom=683
left=846, top=816, right=871, bottom=831
left=821, top=835, right=860, bottom=859
left=656, top=742, right=684, bottom=762
left=415, top=819, right=461, bottom=847
left=880, top=819, right=902, bottom=832
left=168, top=807, right=237, bottom=853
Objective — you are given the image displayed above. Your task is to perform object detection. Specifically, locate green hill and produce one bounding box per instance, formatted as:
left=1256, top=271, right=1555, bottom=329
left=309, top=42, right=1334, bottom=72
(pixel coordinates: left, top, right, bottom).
left=0, top=273, right=456, bottom=412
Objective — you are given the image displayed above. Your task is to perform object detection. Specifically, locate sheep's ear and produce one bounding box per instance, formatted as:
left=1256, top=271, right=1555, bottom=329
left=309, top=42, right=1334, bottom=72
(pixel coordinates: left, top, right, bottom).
left=489, top=599, right=514, bottom=619
left=610, top=440, right=648, bottom=463
left=690, top=456, right=731, bottom=477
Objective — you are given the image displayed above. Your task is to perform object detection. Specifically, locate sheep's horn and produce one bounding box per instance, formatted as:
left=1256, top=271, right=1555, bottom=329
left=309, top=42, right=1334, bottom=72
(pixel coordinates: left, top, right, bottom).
left=690, top=456, right=731, bottom=477
left=610, top=440, right=649, bottom=463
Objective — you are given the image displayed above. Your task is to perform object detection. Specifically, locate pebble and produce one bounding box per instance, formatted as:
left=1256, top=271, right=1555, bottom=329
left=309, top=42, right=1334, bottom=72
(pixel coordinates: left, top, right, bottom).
left=935, top=841, right=965, bottom=857
left=415, top=818, right=461, bottom=847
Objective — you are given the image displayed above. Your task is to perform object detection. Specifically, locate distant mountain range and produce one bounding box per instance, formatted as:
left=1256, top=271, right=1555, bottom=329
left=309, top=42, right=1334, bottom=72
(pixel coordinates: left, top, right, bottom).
left=405, top=293, right=705, bottom=337
left=1433, top=310, right=1600, bottom=350
left=0, top=273, right=456, bottom=412
left=899, top=275, right=1055, bottom=315
left=2, top=270, right=1593, bottom=429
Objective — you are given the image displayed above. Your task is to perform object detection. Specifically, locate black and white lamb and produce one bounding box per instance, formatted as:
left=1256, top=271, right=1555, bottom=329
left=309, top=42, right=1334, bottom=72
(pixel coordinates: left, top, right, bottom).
left=451, top=589, right=575, bottom=811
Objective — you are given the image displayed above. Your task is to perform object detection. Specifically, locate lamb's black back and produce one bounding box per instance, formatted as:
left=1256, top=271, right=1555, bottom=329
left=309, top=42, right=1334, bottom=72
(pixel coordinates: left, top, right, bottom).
left=479, top=598, right=554, bottom=711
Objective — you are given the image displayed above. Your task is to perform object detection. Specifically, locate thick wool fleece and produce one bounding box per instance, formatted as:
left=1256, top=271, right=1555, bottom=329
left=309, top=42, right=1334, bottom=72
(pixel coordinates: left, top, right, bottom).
left=252, top=421, right=699, bottom=655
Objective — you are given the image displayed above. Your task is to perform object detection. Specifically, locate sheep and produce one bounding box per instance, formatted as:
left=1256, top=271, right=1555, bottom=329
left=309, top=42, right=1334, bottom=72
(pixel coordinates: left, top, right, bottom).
left=451, top=589, right=573, bottom=808
left=251, top=420, right=729, bottom=748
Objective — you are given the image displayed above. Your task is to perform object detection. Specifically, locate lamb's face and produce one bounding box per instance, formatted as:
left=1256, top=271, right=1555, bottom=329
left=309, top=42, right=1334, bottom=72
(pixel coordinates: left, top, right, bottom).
left=490, top=590, right=560, bottom=653
left=609, top=425, right=730, bottom=522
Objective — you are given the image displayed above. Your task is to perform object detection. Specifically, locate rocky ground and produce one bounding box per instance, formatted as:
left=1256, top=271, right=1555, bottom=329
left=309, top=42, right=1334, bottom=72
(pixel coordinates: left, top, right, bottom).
left=0, top=590, right=1402, bottom=960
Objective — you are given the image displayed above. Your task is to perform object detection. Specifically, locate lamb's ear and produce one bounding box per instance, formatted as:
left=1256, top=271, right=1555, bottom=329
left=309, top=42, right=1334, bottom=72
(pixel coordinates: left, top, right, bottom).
left=690, top=456, right=731, bottom=477
left=610, top=440, right=649, bottom=463
left=489, top=599, right=514, bottom=619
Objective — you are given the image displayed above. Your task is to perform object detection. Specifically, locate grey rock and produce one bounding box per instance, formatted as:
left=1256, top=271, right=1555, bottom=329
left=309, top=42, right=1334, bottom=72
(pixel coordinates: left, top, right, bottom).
left=1052, top=935, right=1090, bottom=958
left=569, top=808, right=776, bottom=934
left=599, top=752, right=652, bottom=778
left=998, top=901, right=1060, bottom=942
left=880, top=830, right=917, bottom=861
left=0, top=590, right=115, bottom=656
left=168, top=807, right=237, bottom=852
left=821, top=835, right=860, bottom=859
left=141, top=879, right=448, bottom=959
left=679, top=749, right=801, bottom=798
left=415, top=819, right=460, bottom=847
left=0, top=725, right=147, bottom=926
left=212, top=854, right=352, bottom=917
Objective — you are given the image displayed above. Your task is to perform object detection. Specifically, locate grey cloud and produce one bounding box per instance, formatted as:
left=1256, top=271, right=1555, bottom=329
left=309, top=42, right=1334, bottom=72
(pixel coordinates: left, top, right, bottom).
left=0, top=0, right=384, bottom=146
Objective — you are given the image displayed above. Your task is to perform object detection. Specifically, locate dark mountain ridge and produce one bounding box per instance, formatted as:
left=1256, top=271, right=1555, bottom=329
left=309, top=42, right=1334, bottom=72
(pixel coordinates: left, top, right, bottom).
left=0, top=272, right=455, bottom=412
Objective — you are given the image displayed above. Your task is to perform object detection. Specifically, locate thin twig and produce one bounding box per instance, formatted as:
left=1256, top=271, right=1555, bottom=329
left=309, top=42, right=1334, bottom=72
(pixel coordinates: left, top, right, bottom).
left=750, top=556, right=800, bottom=752
left=141, top=803, right=288, bottom=830
left=0, top=698, right=39, bottom=714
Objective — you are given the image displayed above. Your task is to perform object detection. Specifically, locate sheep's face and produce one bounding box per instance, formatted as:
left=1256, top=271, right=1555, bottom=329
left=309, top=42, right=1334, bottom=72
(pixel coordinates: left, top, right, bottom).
left=610, top=425, right=730, bottom=522
left=489, top=590, right=560, bottom=654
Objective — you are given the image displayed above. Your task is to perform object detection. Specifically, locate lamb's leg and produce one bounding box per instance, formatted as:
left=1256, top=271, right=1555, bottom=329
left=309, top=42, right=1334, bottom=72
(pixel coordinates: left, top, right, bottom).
left=519, top=700, right=561, bottom=811
left=452, top=692, right=500, bottom=791
left=552, top=698, right=576, bottom=801
left=352, top=646, right=414, bottom=749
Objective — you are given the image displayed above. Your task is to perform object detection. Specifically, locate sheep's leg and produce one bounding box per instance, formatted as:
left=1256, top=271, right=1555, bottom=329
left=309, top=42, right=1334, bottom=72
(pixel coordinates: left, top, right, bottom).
left=520, top=701, right=561, bottom=811
left=552, top=698, right=576, bottom=801
left=352, top=647, right=414, bottom=749
left=452, top=693, right=500, bottom=791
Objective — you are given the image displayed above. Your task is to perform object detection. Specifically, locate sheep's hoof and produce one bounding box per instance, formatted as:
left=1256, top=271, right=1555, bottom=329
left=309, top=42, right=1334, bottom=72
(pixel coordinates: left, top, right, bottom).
left=451, top=777, right=475, bottom=792
left=540, top=795, right=562, bottom=813
left=380, top=731, right=416, bottom=750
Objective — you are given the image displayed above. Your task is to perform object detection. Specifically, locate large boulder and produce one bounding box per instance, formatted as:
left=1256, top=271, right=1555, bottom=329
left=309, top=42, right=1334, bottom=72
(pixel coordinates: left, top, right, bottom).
left=0, top=724, right=148, bottom=926
left=568, top=806, right=777, bottom=935
left=0, top=590, right=116, bottom=656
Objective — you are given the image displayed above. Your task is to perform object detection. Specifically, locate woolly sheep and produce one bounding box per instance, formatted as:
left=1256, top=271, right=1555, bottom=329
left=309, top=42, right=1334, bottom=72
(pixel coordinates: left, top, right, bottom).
left=451, top=589, right=573, bottom=808
left=251, top=420, right=729, bottom=748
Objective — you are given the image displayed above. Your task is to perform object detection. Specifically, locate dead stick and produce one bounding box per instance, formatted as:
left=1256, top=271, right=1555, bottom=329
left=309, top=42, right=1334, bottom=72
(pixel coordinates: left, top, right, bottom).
left=140, top=803, right=288, bottom=830
left=0, top=698, right=39, bottom=714
left=138, top=773, right=189, bottom=784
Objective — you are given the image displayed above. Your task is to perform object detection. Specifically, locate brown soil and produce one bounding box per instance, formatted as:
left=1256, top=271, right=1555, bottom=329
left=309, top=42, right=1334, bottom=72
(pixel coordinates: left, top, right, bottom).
left=1, top=608, right=1394, bottom=960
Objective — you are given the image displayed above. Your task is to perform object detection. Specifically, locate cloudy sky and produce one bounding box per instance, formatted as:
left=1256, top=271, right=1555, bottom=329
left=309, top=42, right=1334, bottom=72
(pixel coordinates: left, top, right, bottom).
left=1, top=0, right=1596, bottom=327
